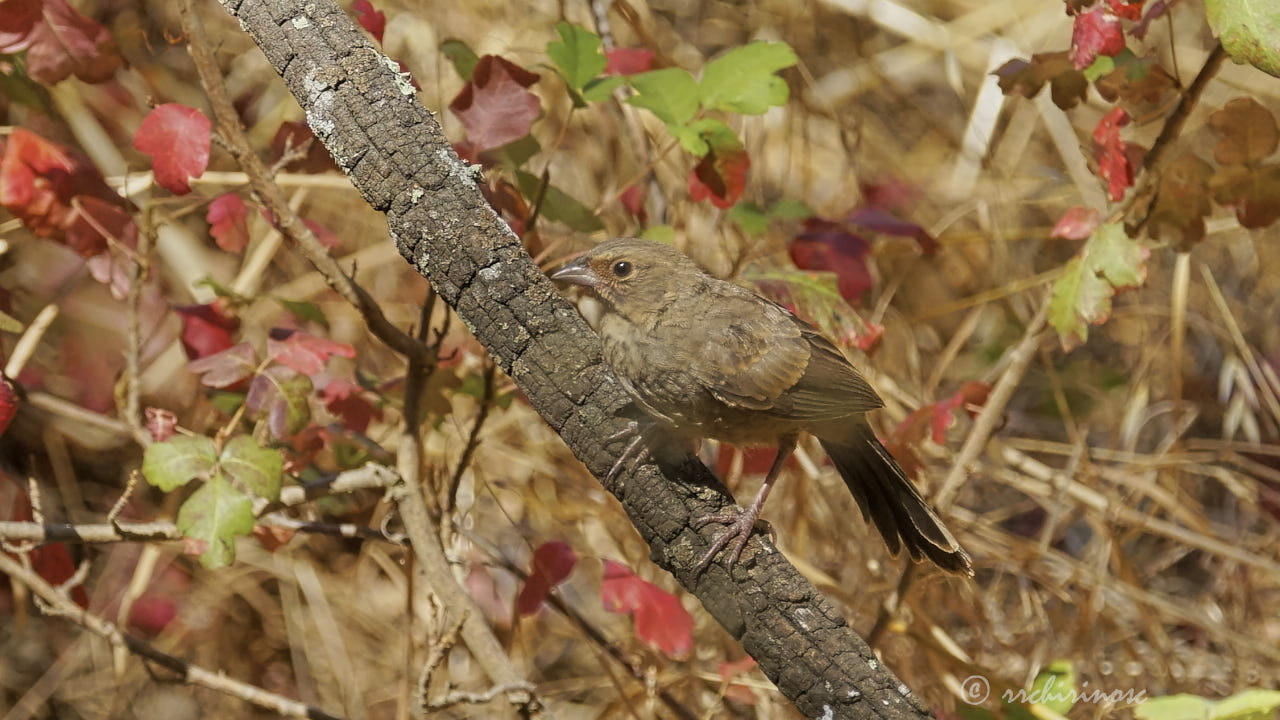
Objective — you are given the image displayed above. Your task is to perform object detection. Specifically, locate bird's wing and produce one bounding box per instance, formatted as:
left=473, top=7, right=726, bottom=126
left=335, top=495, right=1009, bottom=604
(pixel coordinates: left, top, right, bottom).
left=683, top=286, right=882, bottom=420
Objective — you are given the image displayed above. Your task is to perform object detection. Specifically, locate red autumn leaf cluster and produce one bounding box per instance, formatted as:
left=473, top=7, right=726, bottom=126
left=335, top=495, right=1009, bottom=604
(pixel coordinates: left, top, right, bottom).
left=516, top=540, right=578, bottom=615
left=133, top=104, right=211, bottom=195
left=885, top=381, right=991, bottom=477
left=789, top=218, right=873, bottom=304
left=449, top=55, right=541, bottom=153
left=0, top=129, right=137, bottom=280
left=0, top=0, right=121, bottom=84
left=601, top=560, right=693, bottom=658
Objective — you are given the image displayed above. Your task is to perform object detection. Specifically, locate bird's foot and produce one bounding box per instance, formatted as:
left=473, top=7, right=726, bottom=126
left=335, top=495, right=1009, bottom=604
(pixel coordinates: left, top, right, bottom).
left=691, top=507, right=773, bottom=574
left=605, top=420, right=651, bottom=482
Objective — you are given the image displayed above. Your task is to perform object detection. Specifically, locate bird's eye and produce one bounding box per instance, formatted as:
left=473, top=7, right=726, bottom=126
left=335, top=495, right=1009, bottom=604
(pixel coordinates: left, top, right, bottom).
left=612, top=261, right=633, bottom=278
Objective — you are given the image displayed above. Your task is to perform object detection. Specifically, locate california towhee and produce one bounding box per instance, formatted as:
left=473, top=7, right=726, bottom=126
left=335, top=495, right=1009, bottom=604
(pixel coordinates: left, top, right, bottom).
left=552, top=238, right=972, bottom=575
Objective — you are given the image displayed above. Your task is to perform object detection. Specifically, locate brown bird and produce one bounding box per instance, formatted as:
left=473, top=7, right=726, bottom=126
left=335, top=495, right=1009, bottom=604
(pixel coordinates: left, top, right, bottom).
left=551, top=238, right=972, bottom=575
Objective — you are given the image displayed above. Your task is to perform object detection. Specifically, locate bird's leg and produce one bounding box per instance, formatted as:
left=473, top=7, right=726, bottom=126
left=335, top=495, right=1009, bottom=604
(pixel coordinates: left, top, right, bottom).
left=692, top=434, right=797, bottom=574
left=605, top=419, right=652, bottom=482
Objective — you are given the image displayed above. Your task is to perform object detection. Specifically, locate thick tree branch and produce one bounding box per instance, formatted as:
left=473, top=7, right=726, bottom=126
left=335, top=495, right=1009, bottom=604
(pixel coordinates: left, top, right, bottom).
left=212, top=0, right=939, bottom=717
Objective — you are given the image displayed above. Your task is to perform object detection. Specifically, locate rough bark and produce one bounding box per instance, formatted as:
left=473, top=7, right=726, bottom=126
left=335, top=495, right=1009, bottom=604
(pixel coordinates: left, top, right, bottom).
left=214, top=1, right=934, bottom=717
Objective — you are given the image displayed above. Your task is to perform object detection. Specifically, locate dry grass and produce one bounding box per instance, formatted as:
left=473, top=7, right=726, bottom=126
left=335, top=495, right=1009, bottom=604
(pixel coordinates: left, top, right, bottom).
left=2, top=0, right=1279, bottom=718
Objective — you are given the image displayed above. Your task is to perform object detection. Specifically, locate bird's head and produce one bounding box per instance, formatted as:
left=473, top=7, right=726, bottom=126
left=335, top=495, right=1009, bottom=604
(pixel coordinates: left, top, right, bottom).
left=550, top=238, right=703, bottom=322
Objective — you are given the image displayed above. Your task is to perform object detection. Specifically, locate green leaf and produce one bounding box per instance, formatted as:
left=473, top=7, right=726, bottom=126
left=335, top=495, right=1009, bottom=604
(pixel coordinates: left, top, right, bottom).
left=1212, top=690, right=1280, bottom=720
left=728, top=202, right=770, bottom=236
left=515, top=171, right=605, bottom=232
left=1027, top=660, right=1076, bottom=715
left=1083, top=54, right=1116, bottom=82
left=581, top=75, right=625, bottom=102
left=142, top=436, right=218, bottom=491
left=670, top=118, right=738, bottom=156
left=626, top=68, right=699, bottom=126
left=699, top=41, right=798, bottom=114
left=210, top=391, right=245, bottom=416
left=1205, top=0, right=1280, bottom=78
left=1137, top=695, right=1212, bottom=720
left=493, top=134, right=542, bottom=169
left=440, top=39, right=480, bottom=81
left=277, top=298, right=329, bottom=329
left=176, top=472, right=255, bottom=568
left=1048, top=223, right=1148, bottom=351
left=769, top=199, right=813, bottom=220
left=547, top=22, right=607, bottom=91
left=219, top=436, right=284, bottom=501
left=640, top=225, right=676, bottom=244
left=0, top=309, right=24, bottom=333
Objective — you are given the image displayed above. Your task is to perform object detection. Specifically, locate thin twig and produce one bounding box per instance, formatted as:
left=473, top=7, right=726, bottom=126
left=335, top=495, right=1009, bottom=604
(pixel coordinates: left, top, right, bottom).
left=446, top=360, right=496, bottom=515
left=180, top=0, right=428, bottom=364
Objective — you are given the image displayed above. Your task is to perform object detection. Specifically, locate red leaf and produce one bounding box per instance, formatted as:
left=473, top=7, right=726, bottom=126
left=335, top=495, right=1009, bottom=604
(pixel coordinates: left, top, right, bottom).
left=128, top=594, right=177, bottom=635
left=351, top=0, right=385, bottom=43
left=859, top=177, right=917, bottom=210
left=1092, top=107, right=1136, bottom=201
left=605, top=47, right=654, bottom=75
left=0, top=128, right=78, bottom=238
left=187, top=342, right=257, bottom=388
left=1069, top=5, right=1125, bottom=70
left=480, top=178, right=532, bottom=237
left=619, top=183, right=647, bottom=223
left=144, top=406, right=177, bottom=442
left=601, top=560, right=693, bottom=658
left=448, top=55, right=541, bottom=153
left=789, top=218, right=873, bottom=304
left=133, top=104, right=211, bottom=195
left=268, top=328, right=355, bottom=376
left=67, top=195, right=136, bottom=258
left=175, top=302, right=239, bottom=360
left=1106, top=0, right=1145, bottom=20
left=688, top=145, right=749, bottom=209
left=517, top=541, right=578, bottom=615
left=929, top=381, right=991, bottom=444
left=0, top=376, right=19, bottom=438
left=268, top=121, right=337, bottom=174
left=718, top=656, right=759, bottom=706
left=845, top=207, right=937, bottom=255
left=0, top=0, right=42, bottom=52
left=321, top=378, right=378, bottom=433
left=303, top=218, right=340, bottom=248
left=207, top=193, right=250, bottom=253
left=7, top=0, right=121, bottom=84
left=1051, top=206, right=1101, bottom=240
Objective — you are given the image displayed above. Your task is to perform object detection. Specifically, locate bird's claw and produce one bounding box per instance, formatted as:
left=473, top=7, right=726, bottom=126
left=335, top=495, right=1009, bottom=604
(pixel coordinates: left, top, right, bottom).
left=692, top=508, right=771, bottom=574
left=605, top=420, right=651, bottom=482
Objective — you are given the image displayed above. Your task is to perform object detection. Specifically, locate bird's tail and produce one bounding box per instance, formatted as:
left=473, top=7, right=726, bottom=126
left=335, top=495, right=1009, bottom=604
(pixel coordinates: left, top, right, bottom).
left=819, top=425, right=972, bottom=575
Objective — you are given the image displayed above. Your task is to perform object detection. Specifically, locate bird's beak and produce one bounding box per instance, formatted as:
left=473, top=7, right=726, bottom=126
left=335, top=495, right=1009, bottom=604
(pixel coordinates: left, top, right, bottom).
left=550, top=257, right=599, bottom=288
